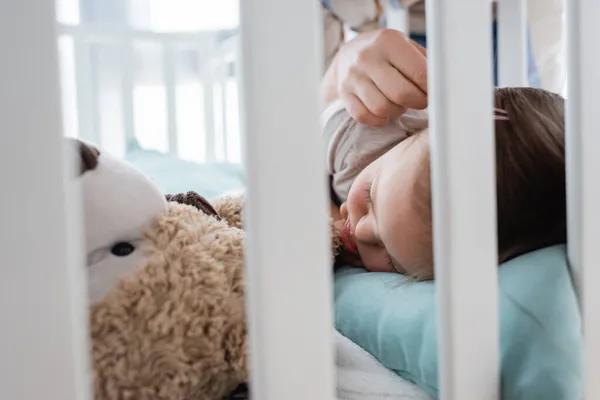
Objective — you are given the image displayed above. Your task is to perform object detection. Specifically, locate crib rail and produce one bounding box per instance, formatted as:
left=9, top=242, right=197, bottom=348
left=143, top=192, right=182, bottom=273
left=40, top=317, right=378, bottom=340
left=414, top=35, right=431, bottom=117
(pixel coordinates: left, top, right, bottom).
left=239, top=0, right=336, bottom=398
left=498, top=0, right=528, bottom=86
left=425, top=0, right=500, bottom=398
left=0, top=1, right=91, bottom=399
left=58, top=23, right=241, bottom=163
left=566, top=0, right=600, bottom=397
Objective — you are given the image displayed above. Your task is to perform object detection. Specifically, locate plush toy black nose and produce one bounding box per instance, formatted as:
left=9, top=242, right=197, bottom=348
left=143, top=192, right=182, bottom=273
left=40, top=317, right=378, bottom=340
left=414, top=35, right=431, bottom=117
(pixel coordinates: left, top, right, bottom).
left=66, top=138, right=100, bottom=176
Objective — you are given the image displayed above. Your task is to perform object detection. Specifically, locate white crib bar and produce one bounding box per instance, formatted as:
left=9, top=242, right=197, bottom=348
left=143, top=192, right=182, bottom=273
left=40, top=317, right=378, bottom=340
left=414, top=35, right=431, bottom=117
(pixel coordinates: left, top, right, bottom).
left=566, top=0, right=600, bottom=398
left=121, top=41, right=137, bottom=147
left=74, top=40, right=100, bottom=143
left=202, top=68, right=217, bottom=162
left=201, top=39, right=218, bottom=163
left=425, top=0, right=500, bottom=399
left=239, top=0, right=336, bottom=399
left=498, top=0, right=528, bottom=87
left=163, top=44, right=179, bottom=156
left=0, top=1, right=92, bottom=399
left=381, top=0, right=412, bottom=33
left=217, top=60, right=229, bottom=161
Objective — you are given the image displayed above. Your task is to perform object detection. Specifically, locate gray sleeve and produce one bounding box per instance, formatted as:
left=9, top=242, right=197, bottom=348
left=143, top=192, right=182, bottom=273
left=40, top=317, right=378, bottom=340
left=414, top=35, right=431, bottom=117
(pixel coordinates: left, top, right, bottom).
left=321, top=102, right=425, bottom=203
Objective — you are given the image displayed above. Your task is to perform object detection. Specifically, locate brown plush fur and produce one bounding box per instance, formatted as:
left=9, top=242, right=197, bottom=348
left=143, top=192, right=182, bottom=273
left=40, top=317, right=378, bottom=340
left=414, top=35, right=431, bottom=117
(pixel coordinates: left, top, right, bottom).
left=91, top=202, right=247, bottom=400
left=90, top=194, right=342, bottom=400
left=213, top=195, right=245, bottom=230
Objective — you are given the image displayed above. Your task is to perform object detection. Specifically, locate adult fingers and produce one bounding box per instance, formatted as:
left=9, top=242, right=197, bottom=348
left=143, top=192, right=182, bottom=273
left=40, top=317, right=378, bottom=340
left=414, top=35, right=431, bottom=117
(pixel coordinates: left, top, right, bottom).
left=411, top=40, right=427, bottom=57
left=383, top=34, right=429, bottom=94
left=340, top=92, right=389, bottom=127
left=350, top=75, right=406, bottom=119
left=369, top=62, right=428, bottom=110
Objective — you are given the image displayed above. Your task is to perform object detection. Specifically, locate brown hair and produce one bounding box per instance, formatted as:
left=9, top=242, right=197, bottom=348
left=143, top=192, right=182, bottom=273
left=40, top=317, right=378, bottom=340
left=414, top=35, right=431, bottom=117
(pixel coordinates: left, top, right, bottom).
left=408, top=87, right=566, bottom=275
left=492, top=87, right=566, bottom=262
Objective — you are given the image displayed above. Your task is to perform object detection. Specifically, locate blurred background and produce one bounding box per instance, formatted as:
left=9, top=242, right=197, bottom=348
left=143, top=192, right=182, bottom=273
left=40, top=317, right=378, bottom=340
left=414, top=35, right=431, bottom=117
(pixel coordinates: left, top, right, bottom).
left=55, top=0, right=244, bottom=198
left=54, top=0, right=565, bottom=197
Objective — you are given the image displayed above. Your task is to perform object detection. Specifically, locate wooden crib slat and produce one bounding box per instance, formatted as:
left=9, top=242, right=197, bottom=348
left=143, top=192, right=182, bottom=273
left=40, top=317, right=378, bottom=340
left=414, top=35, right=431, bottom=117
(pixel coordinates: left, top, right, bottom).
left=425, top=0, right=500, bottom=399
left=239, top=0, right=336, bottom=399
left=566, top=0, right=600, bottom=397
left=498, top=0, right=528, bottom=87
left=0, top=0, right=91, bottom=399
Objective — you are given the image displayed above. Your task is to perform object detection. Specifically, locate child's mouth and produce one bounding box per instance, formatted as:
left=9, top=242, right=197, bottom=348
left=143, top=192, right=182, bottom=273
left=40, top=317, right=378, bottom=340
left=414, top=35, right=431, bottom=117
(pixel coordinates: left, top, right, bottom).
left=341, top=219, right=359, bottom=256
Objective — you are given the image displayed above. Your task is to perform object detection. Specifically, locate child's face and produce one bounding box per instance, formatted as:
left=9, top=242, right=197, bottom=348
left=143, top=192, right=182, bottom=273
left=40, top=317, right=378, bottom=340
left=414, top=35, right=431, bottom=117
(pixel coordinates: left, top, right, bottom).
left=340, top=134, right=432, bottom=275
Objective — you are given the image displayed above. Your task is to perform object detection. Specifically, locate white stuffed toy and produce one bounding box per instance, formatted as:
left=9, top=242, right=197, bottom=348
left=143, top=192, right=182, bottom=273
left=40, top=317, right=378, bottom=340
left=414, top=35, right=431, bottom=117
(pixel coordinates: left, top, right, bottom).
left=70, top=139, right=168, bottom=303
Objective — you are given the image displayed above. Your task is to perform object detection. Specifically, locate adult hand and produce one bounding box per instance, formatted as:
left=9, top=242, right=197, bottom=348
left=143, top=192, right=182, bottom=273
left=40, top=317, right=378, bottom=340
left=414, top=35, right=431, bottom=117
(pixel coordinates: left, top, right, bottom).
left=333, top=29, right=428, bottom=126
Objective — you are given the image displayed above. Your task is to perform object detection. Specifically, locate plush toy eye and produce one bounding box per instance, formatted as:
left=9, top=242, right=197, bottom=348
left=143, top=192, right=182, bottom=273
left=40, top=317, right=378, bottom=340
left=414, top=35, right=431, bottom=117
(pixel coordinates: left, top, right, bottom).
left=110, top=242, right=135, bottom=257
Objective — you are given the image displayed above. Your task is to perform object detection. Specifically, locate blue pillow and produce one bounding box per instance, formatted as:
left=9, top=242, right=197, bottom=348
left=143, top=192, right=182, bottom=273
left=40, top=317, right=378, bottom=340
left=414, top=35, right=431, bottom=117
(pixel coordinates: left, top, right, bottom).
left=334, top=245, right=582, bottom=399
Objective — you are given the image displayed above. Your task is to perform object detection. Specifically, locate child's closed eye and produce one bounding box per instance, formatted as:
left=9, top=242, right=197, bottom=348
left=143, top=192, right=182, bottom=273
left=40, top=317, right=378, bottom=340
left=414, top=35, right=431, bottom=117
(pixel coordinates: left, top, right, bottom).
left=385, top=252, right=407, bottom=275
left=386, top=253, right=397, bottom=272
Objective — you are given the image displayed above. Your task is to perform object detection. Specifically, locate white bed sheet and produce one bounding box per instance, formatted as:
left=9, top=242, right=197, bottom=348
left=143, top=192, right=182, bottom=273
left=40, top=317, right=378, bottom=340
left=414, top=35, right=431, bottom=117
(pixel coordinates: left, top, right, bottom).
left=335, top=330, right=432, bottom=400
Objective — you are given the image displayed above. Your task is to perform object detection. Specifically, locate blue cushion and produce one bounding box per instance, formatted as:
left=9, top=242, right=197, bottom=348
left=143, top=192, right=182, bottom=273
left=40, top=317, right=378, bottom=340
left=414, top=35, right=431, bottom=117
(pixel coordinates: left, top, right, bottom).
left=334, top=245, right=582, bottom=399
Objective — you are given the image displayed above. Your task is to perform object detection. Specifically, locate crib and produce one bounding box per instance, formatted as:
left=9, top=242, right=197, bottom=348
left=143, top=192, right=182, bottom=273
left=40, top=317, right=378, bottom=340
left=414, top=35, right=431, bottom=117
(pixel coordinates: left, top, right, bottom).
left=0, top=0, right=597, bottom=399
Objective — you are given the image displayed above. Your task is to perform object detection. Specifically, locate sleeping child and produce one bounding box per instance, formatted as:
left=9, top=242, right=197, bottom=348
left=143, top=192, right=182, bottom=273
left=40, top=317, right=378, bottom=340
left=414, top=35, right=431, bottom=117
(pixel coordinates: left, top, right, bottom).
left=325, top=87, right=566, bottom=280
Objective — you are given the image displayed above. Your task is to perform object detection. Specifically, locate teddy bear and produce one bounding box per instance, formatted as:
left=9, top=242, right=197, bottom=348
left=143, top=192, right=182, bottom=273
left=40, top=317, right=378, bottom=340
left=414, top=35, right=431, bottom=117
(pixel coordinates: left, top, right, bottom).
left=70, top=138, right=342, bottom=399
